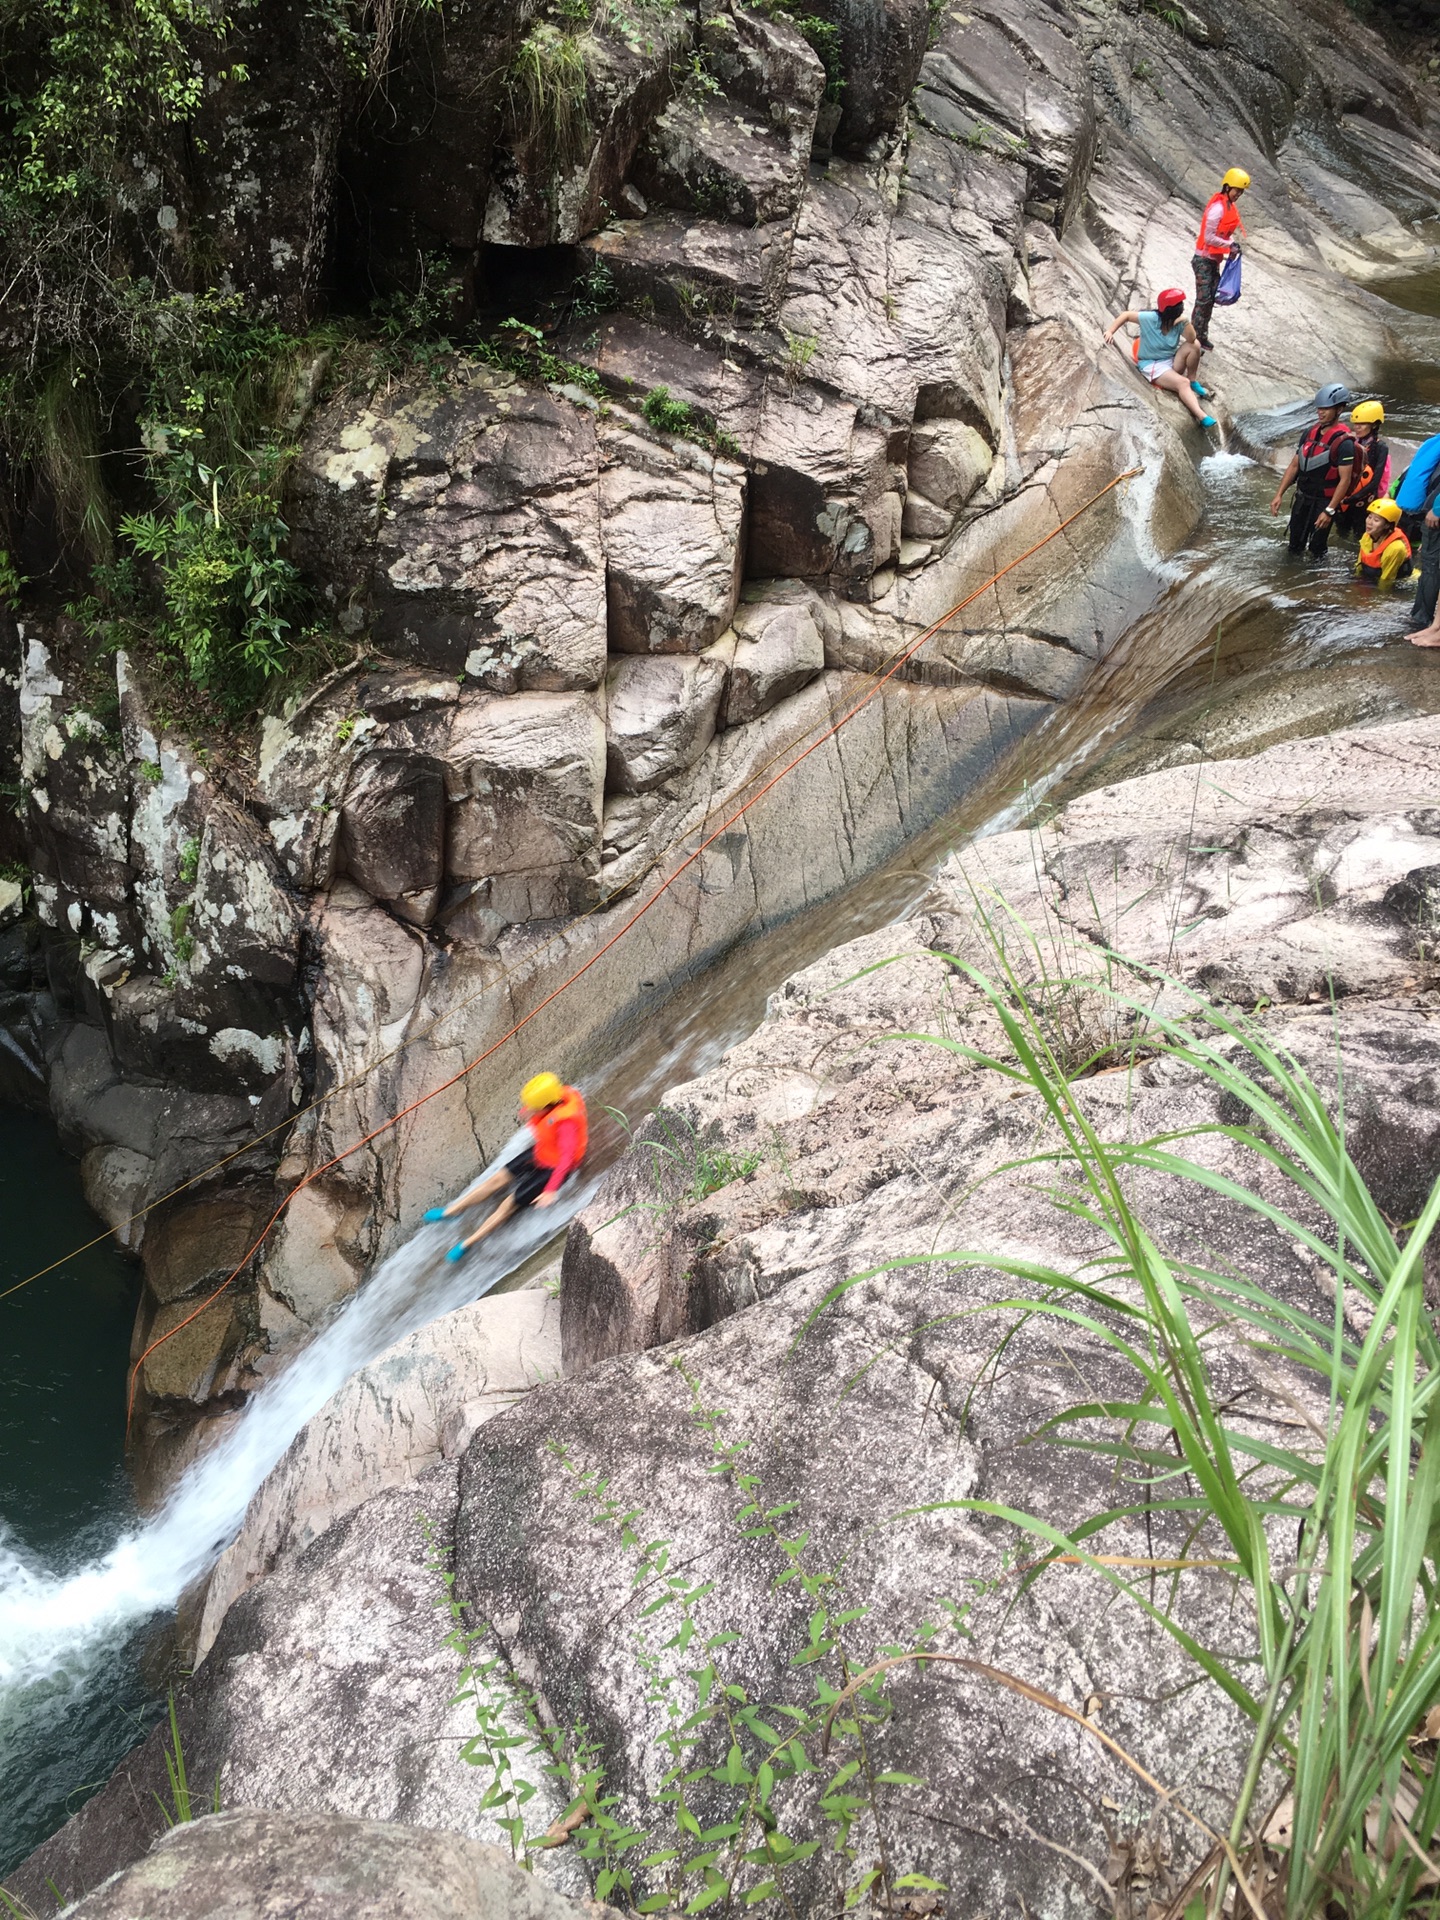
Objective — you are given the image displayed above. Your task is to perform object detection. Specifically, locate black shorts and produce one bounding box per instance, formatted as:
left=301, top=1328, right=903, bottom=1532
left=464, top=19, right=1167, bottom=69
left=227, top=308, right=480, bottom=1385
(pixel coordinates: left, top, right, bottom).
left=505, top=1147, right=554, bottom=1209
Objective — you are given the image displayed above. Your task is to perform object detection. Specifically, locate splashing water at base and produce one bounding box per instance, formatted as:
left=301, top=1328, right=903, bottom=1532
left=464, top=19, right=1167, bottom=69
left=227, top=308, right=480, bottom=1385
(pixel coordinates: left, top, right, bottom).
left=0, top=1132, right=586, bottom=1862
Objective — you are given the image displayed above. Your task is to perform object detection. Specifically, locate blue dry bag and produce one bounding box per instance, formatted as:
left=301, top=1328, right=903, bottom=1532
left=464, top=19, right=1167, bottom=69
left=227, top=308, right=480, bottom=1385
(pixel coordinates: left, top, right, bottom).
left=1214, top=252, right=1242, bottom=307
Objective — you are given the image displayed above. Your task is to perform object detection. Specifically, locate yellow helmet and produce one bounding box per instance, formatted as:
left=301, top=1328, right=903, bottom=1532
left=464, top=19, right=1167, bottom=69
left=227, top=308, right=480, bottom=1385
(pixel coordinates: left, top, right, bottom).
left=1368, top=497, right=1403, bottom=524
left=1222, top=167, right=1251, bottom=190
left=1350, top=399, right=1385, bottom=425
left=520, top=1072, right=565, bottom=1110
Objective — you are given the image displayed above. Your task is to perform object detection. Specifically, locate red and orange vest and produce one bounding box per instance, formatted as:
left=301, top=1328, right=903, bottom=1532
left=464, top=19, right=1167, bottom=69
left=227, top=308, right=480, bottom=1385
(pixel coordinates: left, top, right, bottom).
left=528, top=1086, right=588, bottom=1168
left=1196, top=192, right=1245, bottom=259
left=1357, top=526, right=1411, bottom=581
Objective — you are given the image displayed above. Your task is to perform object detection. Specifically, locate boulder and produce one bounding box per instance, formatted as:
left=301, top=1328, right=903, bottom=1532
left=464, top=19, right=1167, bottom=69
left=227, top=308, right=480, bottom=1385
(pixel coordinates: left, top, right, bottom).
left=907, top=418, right=995, bottom=515
left=289, top=367, right=607, bottom=691
left=579, top=214, right=796, bottom=330
left=193, top=1286, right=561, bottom=1659
left=633, top=96, right=810, bottom=227
left=189, top=4, right=355, bottom=324
left=713, top=581, right=829, bottom=727
left=134, top=1292, right=246, bottom=1410
left=599, top=420, right=746, bottom=655
left=79, top=1144, right=154, bottom=1255
left=337, top=750, right=448, bottom=925
left=915, top=0, right=1097, bottom=231
left=604, top=655, right=728, bottom=795
left=809, top=0, right=932, bottom=155
left=444, top=692, right=606, bottom=923
left=699, top=4, right=827, bottom=141
left=59, top=1809, right=606, bottom=1920
left=483, top=8, right=692, bottom=247
left=338, top=1, right=523, bottom=292
left=556, top=317, right=902, bottom=587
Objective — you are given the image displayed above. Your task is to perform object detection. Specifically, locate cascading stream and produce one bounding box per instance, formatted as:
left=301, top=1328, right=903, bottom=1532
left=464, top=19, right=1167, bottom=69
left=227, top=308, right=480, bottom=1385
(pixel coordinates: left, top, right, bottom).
left=5, top=278, right=1440, bottom=1876
left=0, top=1131, right=589, bottom=1867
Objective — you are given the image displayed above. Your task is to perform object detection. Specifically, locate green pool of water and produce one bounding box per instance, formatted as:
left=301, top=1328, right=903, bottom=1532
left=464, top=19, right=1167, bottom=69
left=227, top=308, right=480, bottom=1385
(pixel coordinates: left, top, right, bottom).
left=0, top=1105, right=154, bottom=1877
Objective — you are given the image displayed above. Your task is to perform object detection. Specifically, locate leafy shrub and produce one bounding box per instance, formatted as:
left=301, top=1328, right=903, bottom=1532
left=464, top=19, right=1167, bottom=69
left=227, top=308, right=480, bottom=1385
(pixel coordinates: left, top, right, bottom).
left=430, top=1369, right=959, bottom=1912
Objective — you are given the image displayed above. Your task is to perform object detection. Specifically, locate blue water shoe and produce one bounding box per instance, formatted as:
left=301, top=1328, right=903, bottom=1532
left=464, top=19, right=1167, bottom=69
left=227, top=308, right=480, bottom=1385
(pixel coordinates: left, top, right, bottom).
left=446, top=1243, right=466, bottom=1263
left=1199, top=415, right=1218, bottom=430
left=424, top=1207, right=446, bottom=1223
left=1191, top=381, right=1210, bottom=398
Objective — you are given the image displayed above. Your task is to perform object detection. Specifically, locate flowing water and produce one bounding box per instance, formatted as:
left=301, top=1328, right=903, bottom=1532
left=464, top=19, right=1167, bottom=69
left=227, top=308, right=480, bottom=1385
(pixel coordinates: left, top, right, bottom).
left=5, top=275, right=1440, bottom=1878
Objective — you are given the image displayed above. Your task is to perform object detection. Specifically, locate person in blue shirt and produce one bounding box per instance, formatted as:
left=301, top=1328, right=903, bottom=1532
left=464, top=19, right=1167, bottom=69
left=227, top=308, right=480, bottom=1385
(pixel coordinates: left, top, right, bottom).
left=1394, top=431, right=1440, bottom=636
left=1103, top=289, right=1218, bottom=429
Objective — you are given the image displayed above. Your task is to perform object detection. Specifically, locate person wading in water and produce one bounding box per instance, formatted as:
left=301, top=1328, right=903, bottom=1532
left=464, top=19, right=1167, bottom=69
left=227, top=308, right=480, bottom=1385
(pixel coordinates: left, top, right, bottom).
left=1193, top=167, right=1249, bottom=352
left=1269, top=385, right=1356, bottom=559
left=426, top=1072, right=588, bottom=1260
left=1102, top=289, right=1218, bottom=429
left=1334, top=401, right=1391, bottom=539
left=1352, top=498, right=1414, bottom=590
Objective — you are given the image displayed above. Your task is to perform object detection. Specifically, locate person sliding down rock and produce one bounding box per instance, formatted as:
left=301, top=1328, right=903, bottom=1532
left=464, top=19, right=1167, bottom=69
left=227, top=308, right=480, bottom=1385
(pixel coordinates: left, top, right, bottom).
left=1102, top=289, right=1218, bottom=429
left=1333, top=400, right=1391, bottom=538
left=1352, top=499, right=1415, bottom=591
left=1269, top=385, right=1356, bottom=559
left=1192, top=167, right=1249, bottom=351
left=426, top=1073, right=588, bottom=1262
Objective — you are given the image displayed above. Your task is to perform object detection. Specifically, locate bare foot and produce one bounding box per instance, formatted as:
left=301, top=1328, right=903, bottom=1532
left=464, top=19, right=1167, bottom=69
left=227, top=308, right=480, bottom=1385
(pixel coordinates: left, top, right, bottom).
left=1410, top=630, right=1440, bottom=649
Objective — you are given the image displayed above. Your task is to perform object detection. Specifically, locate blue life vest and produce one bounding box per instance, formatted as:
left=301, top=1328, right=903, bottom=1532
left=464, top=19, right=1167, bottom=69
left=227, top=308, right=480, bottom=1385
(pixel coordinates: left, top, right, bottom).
left=1396, top=433, right=1440, bottom=514
left=1136, top=309, right=1184, bottom=363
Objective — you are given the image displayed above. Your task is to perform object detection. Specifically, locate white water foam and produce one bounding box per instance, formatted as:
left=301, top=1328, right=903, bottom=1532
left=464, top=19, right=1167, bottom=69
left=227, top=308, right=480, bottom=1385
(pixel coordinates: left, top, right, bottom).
left=0, top=1132, right=587, bottom=1747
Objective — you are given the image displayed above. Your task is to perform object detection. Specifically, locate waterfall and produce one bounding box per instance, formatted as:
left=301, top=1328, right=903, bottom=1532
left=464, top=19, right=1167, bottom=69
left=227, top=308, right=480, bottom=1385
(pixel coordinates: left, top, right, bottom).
left=0, top=1132, right=584, bottom=1794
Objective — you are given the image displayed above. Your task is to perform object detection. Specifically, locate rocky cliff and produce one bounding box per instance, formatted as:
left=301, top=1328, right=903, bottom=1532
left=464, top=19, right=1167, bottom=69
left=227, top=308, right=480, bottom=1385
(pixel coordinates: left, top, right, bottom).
left=3, top=0, right=1438, bottom=1482
left=13, top=709, right=1440, bottom=1915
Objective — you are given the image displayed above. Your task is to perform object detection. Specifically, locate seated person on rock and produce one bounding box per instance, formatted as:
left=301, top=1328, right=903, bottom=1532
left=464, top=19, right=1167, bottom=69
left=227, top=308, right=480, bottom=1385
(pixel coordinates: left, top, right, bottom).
left=1103, top=289, right=1218, bottom=429
left=1269, top=385, right=1356, bottom=559
left=426, top=1072, right=588, bottom=1261
left=1333, top=400, right=1390, bottom=538
left=1352, top=498, right=1414, bottom=590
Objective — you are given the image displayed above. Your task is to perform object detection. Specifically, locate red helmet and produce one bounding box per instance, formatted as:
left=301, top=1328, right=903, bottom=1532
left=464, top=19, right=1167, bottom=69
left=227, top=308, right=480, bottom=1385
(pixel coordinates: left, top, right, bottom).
left=1157, top=287, right=1186, bottom=308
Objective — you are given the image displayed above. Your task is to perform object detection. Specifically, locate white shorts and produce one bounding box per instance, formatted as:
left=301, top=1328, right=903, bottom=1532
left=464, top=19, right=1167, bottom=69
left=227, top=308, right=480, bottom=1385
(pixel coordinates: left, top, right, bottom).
left=1139, top=358, right=1174, bottom=383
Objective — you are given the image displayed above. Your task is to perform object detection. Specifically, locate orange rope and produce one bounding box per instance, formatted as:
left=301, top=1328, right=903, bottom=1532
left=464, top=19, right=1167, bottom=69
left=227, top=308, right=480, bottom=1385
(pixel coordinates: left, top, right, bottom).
left=126, top=465, right=1142, bottom=1424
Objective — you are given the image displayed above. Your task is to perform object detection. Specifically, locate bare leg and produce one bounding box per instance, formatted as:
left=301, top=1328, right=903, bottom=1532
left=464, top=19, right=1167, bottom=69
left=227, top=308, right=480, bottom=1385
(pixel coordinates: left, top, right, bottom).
left=1172, top=340, right=1203, bottom=384
left=1152, top=367, right=1208, bottom=423
left=445, top=1167, right=510, bottom=1216
left=457, top=1191, right=519, bottom=1250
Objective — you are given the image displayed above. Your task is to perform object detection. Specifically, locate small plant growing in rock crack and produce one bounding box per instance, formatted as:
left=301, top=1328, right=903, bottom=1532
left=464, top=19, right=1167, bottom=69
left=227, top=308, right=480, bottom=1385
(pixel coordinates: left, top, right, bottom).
left=428, top=1371, right=957, bottom=1912
left=640, top=384, right=741, bottom=458
left=781, top=329, right=819, bottom=383
left=153, top=1690, right=220, bottom=1826
left=606, top=1106, right=763, bottom=1224
left=506, top=20, right=593, bottom=168
left=178, top=835, right=201, bottom=886
left=475, top=317, right=604, bottom=398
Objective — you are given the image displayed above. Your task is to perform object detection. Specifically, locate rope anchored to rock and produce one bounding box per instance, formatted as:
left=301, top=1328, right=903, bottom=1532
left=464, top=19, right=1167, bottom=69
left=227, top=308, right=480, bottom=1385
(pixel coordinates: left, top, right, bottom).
left=93, top=463, right=1145, bottom=1429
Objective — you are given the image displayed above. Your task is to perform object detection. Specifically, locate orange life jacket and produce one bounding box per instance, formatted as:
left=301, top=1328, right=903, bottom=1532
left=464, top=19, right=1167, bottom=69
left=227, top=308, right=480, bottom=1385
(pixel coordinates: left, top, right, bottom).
left=1357, top=526, right=1411, bottom=579
left=528, top=1086, right=588, bottom=1168
left=1196, top=192, right=1246, bottom=258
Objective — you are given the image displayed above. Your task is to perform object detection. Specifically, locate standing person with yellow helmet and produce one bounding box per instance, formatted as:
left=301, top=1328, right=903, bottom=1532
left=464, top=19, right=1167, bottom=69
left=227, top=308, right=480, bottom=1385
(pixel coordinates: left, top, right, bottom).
left=425, top=1072, right=589, bottom=1260
left=1334, top=401, right=1391, bottom=538
left=1193, top=168, right=1250, bottom=352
